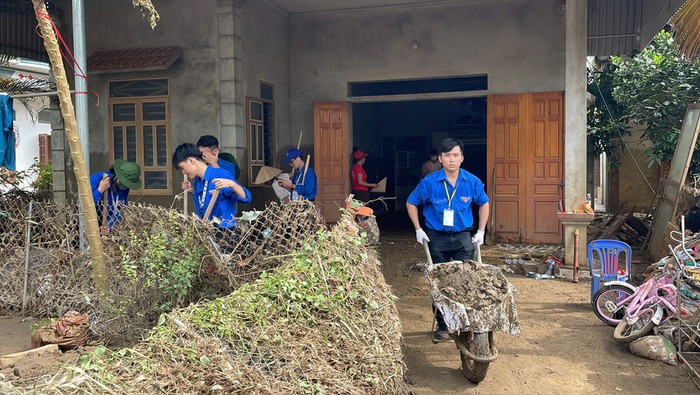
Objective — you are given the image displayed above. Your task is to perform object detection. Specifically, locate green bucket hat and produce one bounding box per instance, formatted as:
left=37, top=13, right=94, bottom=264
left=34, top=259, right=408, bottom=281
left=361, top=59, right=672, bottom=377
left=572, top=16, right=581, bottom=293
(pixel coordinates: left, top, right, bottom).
left=114, top=159, right=142, bottom=190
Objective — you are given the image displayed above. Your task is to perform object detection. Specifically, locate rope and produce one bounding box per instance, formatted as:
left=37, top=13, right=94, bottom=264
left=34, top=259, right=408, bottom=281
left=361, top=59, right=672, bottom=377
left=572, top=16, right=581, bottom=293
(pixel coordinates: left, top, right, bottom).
left=34, top=12, right=100, bottom=106
left=587, top=58, right=656, bottom=196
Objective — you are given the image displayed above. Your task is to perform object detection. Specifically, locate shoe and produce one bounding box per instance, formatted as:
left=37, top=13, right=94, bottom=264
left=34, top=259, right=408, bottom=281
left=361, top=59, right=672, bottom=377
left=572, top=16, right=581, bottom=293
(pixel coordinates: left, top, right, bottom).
left=432, top=330, right=450, bottom=343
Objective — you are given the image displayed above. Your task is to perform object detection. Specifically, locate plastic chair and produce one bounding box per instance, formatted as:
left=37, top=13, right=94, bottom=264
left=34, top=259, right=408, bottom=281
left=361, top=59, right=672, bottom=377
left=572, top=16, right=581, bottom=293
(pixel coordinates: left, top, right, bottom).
left=587, top=239, right=632, bottom=301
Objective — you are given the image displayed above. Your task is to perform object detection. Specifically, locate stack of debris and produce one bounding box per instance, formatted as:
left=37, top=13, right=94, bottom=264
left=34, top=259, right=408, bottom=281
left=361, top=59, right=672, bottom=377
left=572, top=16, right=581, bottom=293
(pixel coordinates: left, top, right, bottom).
left=588, top=204, right=650, bottom=246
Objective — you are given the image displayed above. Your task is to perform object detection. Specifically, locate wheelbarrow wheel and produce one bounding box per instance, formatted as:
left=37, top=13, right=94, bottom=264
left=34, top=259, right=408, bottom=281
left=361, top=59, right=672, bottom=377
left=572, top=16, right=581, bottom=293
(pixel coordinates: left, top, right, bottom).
left=456, top=331, right=490, bottom=383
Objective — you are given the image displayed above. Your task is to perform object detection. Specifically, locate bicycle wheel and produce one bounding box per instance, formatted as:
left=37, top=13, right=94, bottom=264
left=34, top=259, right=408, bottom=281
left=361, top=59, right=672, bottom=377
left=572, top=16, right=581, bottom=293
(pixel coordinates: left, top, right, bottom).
left=592, top=284, right=634, bottom=326
left=613, top=306, right=657, bottom=344
left=456, top=331, right=490, bottom=384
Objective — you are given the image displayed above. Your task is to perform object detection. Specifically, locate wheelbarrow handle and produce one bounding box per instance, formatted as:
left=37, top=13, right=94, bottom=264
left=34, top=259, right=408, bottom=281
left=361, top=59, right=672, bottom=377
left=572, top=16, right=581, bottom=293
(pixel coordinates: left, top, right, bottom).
left=475, top=242, right=482, bottom=264
left=422, top=239, right=433, bottom=266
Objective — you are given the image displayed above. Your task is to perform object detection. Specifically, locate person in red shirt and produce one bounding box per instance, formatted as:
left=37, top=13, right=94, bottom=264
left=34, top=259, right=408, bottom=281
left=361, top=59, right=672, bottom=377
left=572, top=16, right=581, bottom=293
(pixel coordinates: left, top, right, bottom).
left=351, top=150, right=377, bottom=202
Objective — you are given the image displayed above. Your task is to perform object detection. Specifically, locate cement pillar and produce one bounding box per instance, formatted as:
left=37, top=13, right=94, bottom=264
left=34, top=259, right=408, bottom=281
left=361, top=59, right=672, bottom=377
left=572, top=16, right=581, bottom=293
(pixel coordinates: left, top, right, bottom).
left=217, top=0, right=246, bottom=176
left=563, top=0, right=591, bottom=273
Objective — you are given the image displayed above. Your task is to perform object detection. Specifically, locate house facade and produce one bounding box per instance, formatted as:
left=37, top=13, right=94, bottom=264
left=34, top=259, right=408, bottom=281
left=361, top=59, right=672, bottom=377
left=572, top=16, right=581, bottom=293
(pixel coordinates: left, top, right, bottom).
left=4, top=0, right=682, bottom=266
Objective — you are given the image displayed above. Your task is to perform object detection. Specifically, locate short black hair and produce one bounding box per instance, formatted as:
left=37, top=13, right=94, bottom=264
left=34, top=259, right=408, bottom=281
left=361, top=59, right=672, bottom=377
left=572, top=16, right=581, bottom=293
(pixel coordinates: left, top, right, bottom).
left=429, top=148, right=438, bottom=156
left=196, top=135, right=219, bottom=149
left=440, top=138, right=463, bottom=155
left=172, top=143, right=203, bottom=169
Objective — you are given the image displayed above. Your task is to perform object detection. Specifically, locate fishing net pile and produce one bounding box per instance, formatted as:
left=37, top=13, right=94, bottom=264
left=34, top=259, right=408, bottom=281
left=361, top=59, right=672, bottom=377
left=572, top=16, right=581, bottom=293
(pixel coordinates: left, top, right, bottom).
left=0, top=195, right=325, bottom=343
left=1, top=211, right=411, bottom=394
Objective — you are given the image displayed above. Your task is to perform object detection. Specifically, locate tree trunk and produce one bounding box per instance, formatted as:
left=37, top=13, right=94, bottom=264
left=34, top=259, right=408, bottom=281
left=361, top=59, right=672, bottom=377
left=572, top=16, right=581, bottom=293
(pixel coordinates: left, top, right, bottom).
left=32, top=0, right=109, bottom=297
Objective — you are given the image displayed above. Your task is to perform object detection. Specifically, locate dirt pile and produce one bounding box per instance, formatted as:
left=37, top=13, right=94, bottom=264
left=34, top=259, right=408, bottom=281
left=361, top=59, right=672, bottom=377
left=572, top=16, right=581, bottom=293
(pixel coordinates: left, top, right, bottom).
left=0, top=213, right=411, bottom=394
left=433, top=261, right=510, bottom=310
left=426, top=261, right=520, bottom=336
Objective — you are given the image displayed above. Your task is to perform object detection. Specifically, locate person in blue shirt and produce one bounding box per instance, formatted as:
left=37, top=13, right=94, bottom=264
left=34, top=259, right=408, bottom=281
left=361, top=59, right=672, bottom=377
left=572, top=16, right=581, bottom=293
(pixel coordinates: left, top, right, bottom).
left=89, top=159, right=142, bottom=233
left=278, top=148, right=317, bottom=201
left=406, top=138, right=490, bottom=342
left=173, top=143, right=251, bottom=228
left=196, top=135, right=239, bottom=179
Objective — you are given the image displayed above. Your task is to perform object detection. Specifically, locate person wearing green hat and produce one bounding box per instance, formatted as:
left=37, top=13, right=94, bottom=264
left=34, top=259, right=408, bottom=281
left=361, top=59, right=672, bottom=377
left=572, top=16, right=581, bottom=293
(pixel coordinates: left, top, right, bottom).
left=90, top=159, right=142, bottom=232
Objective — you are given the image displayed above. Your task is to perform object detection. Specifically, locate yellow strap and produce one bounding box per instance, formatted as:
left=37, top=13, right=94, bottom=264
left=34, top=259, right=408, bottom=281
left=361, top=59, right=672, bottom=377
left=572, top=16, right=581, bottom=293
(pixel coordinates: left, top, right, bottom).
left=443, top=180, right=458, bottom=209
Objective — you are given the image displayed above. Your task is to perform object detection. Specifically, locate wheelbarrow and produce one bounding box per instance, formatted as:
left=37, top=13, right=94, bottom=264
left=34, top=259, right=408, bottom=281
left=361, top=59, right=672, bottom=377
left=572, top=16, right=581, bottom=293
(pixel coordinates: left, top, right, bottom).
left=422, top=240, right=521, bottom=383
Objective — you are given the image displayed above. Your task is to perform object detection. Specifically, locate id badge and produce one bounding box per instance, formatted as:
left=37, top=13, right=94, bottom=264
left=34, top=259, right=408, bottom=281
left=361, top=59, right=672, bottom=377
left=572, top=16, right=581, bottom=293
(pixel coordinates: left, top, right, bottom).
left=291, top=191, right=299, bottom=201
left=443, top=209, right=454, bottom=227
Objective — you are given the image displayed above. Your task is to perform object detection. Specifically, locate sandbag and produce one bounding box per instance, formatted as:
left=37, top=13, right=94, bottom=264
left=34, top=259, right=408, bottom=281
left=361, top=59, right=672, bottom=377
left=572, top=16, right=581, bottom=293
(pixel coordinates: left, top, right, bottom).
left=628, top=335, right=677, bottom=365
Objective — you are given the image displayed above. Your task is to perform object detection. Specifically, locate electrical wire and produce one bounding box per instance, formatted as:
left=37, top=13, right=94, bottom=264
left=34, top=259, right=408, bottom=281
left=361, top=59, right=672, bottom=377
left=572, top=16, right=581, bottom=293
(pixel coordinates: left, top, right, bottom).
left=587, top=57, right=657, bottom=195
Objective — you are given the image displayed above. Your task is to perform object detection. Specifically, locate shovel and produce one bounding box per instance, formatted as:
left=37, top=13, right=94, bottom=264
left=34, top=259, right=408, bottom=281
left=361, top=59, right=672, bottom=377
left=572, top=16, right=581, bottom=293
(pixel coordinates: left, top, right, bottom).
left=422, top=239, right=433, bottom=266
left=422, top=239, right=444, bottom=343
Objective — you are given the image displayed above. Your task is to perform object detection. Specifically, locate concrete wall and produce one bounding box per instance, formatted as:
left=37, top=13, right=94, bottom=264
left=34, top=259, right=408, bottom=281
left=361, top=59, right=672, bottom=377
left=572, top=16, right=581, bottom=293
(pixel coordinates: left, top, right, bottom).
left=617, top=126, right=659, bottom=212
left=288, top=0, right=566, bottom=140
left=66, top=0, right=290, bottom=209
left=8, top=99, right=51, bottom=182
left=1, top=62, right=52, bottom=190
left=65, top=0, right=566, bottom=210
left=78, top=0, right=220, bottom=205
left=239, top=1, right=292, bottom=207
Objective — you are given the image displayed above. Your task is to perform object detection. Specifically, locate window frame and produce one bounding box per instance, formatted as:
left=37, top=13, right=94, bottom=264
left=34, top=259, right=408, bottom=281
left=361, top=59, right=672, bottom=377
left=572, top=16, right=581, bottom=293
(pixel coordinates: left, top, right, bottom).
left=246, top=95, right=275, bottom=187
left=38, top=133, right=50, bottom=164
left=108, top=79, right=172, bottom=195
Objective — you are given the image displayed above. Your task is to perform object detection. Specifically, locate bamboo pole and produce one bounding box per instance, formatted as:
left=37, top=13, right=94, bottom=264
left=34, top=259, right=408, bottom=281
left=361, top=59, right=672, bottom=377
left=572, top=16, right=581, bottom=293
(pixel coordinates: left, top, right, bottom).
left=32, top=1, right=109, bottom=296
left=296, top=130, right=303, bottom=149
left=301, top=154, right=311, bottom=185
left=203, top=189, right=221, bottom=221
left=21, top=200, right=34, bottom=314
left=183, top=173, right=189, bottom=214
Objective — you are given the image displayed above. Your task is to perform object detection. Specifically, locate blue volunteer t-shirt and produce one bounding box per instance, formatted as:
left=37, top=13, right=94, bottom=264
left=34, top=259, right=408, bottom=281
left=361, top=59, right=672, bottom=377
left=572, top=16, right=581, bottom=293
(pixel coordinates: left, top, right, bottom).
left=218, top=158, right=238, bottom=179
left=407, top=168, right=488, bottom=232
left=193, top=166, right=251, bottom=228
left=90, top=171, right=130, bottom=229
left=291, top=166, right=317, bottom=201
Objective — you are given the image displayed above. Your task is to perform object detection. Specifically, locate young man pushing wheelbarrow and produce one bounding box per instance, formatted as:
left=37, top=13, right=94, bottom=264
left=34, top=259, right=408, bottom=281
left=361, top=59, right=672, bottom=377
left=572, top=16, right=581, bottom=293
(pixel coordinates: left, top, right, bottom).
left=406, top=138, right=520, bottom=384
left=406, top=138, right=490, bottom=341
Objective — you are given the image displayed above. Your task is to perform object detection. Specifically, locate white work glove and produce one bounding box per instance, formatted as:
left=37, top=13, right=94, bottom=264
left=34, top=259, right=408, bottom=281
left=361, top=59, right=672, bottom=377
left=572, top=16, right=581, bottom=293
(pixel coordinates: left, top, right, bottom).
left=472, top=229, right=485, bottom=247
left=415, top=228, right=430, bottom=244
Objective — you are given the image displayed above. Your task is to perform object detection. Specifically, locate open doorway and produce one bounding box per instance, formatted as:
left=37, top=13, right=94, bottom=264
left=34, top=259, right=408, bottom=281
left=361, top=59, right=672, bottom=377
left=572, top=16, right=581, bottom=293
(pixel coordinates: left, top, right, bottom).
left=352, top=97, right=487, bottom=229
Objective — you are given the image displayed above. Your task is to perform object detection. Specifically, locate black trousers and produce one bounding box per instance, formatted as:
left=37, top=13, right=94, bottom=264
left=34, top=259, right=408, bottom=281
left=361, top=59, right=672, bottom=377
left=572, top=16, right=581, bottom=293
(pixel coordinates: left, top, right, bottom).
left=352, top=189, right=370, bottom=203
left=426, top=228, right=475, bottom=331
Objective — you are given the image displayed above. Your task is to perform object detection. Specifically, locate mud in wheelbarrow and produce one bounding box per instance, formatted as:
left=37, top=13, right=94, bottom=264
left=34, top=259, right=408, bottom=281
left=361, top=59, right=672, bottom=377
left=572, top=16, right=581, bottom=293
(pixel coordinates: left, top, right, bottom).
left=424, top=259, right=521, bottom=383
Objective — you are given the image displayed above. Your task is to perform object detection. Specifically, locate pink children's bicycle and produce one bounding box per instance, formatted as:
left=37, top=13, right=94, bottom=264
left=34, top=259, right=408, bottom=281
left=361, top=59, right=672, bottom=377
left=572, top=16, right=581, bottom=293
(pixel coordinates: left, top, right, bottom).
left=612, top=229, right=699, bottom=343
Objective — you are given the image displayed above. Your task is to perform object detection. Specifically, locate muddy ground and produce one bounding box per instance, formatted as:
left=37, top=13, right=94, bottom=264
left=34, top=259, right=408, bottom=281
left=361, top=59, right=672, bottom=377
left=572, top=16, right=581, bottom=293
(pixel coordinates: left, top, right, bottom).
left=378, top=231, right=699, bottom=394
left=1, top=231, right=699, bottom=393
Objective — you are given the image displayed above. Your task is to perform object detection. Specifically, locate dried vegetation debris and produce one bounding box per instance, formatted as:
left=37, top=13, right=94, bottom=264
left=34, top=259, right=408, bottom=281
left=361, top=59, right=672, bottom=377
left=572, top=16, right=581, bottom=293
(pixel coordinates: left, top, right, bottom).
left=1, top=209, right=411, bottom=394
left=0, top=196, right=325, bottom=343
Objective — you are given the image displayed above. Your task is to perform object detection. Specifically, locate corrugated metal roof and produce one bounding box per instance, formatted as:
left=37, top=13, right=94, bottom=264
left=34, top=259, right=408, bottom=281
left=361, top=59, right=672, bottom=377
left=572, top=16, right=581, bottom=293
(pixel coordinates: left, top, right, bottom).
left=0, top=0, right=51, bottom=62
left=87, top=47, right=182, bottom=74
left=588, top=0, right=686, bottom=56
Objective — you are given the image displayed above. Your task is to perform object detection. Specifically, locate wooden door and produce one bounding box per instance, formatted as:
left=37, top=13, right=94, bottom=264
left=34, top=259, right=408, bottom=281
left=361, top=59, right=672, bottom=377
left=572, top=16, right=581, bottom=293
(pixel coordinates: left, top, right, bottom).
left=526, top=92, right=563, bottom=243
left=314, top=102, right=349, bottom=222
left=487, top=92, right=563, bottom=243
left=488, top=94, right=525, bottom=242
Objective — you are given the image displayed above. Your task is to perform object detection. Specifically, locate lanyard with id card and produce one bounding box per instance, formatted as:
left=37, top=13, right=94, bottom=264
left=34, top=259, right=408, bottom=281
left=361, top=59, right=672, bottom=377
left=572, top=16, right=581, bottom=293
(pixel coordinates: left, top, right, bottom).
left=443, top=180, right=457, bottom=227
